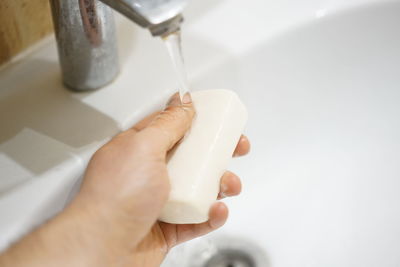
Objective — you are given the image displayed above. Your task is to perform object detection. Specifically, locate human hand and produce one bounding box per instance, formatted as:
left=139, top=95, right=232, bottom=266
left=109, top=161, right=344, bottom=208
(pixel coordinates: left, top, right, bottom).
left=64, top=93, right=250, bottom=266
left=0, top=93, right=250, bottom=267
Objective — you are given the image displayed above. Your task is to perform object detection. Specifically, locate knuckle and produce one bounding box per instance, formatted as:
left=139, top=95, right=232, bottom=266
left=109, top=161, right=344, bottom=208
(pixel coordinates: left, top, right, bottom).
left=163, top=107, right=184, bottom=121
left=166, top=105, right=194, bottom=122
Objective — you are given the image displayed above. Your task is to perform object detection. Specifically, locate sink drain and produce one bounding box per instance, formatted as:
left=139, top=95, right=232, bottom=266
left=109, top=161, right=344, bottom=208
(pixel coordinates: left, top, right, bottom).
left=204, top=249, right=256, bottom=267
left=188, top=236, right=269, bottom=267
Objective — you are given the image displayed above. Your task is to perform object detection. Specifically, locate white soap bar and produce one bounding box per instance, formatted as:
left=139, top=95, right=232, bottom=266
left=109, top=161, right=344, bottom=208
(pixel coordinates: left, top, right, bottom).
left=160, top=89, right=248, bottom=224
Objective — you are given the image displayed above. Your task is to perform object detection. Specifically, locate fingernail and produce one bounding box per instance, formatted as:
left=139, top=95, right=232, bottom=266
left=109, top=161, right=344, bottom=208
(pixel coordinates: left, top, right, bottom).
left=167, top=93, right=181, bottom=107
left=220, top=183, right=228, bottom=194
left=182, top=92, right=192, bottom=104
left=219, top=192, right=228, bottom=199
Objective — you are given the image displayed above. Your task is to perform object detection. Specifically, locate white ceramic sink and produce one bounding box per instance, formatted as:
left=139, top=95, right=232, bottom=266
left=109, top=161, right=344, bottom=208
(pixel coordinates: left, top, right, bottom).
left=1, top=0, right=400, bottom=266
left=164, top=0, right=400, bottom=266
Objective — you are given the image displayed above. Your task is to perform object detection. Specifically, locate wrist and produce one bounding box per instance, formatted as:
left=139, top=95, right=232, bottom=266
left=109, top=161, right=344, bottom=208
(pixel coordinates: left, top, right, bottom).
left=64, top=197, right=138, bottom=262
left=0, top=202, right=111, bottom=267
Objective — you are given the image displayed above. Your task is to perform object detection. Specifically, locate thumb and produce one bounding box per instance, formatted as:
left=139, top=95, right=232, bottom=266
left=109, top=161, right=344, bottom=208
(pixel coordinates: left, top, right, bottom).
left=139, top=92, right=195, bottom=153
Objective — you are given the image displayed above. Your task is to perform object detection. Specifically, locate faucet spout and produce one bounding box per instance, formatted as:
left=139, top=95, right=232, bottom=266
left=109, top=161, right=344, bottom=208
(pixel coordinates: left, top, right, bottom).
left=98, top=0, right=186, bottom=37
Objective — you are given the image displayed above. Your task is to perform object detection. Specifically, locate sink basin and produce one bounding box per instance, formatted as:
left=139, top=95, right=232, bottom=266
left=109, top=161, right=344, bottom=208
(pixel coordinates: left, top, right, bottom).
left=163, top=0, right=400, bottom=266
left=1, top=0, right=400, bottom=266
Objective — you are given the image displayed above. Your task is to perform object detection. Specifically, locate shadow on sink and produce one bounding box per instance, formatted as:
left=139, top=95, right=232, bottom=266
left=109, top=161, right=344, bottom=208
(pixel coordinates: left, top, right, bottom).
left=0, top=59, right=119, bottom=178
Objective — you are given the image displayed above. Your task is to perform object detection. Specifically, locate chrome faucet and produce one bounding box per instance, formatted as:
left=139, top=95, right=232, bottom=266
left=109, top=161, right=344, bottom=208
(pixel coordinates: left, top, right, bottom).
left=50, top=0, right=187, bottom=91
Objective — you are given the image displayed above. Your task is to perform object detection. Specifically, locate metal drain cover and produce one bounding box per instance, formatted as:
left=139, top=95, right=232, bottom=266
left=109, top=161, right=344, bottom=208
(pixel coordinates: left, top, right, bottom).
left=205, top=249, right=256, bottom=267
left=187, top=236, right=269, bottom=267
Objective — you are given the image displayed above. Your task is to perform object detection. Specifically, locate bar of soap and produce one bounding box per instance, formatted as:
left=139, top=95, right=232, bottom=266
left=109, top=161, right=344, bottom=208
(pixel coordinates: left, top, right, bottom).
left=159, top=89, right=248, bottom=224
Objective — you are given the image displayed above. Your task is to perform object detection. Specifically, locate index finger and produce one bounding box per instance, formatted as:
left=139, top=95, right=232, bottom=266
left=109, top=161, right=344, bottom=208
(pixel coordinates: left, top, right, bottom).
left=131, top=111, right=161, bottom=132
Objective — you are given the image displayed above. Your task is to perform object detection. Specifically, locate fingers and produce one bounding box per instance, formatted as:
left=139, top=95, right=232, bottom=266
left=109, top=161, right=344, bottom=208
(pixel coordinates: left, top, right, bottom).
left=158, top=170, right=242, bottom=249
left=160, top=171, right=241, bottom=248
left=218, top=171, right=242, bottom=199
left=124, top=93, right=250, bottom=158
left=233, top=135, right=251, bottom=157
left=184, top=202, right=228, bottom=240
left=208, top=202, right=229, bottom=228
left=139, top=92, right=195, bottom=152
left=161, top=202, right=229, bottom=247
